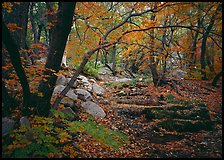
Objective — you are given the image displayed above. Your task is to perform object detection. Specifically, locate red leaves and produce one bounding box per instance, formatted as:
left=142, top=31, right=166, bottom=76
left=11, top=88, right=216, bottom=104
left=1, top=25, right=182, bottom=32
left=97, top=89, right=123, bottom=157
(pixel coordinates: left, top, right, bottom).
left=6, top=23, right=22, bottom=32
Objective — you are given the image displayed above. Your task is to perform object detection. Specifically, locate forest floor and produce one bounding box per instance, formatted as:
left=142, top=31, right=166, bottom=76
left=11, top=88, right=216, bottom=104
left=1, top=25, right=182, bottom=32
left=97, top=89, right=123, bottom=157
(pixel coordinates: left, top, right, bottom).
left=2, top=74, right=222, bottom=158
left=74, top=76, right=222, bottom=158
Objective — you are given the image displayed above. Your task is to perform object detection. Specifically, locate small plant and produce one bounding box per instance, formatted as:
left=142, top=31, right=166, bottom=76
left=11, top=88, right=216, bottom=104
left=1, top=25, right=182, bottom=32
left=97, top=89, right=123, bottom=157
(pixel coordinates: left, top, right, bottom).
left=3, top=110, right=129, bottom=158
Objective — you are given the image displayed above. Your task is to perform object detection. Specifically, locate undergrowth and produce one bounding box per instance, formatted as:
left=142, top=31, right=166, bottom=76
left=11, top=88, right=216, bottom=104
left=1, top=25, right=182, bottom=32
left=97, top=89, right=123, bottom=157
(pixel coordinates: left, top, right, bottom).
left=2, top=109, right=129, bottom=158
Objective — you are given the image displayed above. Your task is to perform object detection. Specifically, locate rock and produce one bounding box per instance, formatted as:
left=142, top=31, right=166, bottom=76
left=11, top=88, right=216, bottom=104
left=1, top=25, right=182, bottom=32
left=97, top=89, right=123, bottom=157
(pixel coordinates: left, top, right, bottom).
left=2, top=118, right=15, bottom=136
left=87, top=84, right=93, bottom=92
left=114, top=77, right=132, bottom=82
left=75, top=89, right=92, bottom=101
left=56, top=75, right=68, bottom=86
left=20, top=116, right=31, bottom=129
left=53, top=85, right=66, bottom=95
left=61, top=107, right=78, bottom=121
left=66, top=89, right=78, bottom=101
left=81, top=101, right=106, bottom=118
left=53, top=85, right=77, bottom=101
left=98, top=67, right=113, bottom=75
left=170, top=69, right=187, bottom=78
left=61, top=97, right=74, bottom=107
left=89, top=78, right=96, bottom=84
left=92, top=84, right=105, bottom=96
left=77, top=75, right=89, bottom=84
left=67, top=78, right=78, bottom=88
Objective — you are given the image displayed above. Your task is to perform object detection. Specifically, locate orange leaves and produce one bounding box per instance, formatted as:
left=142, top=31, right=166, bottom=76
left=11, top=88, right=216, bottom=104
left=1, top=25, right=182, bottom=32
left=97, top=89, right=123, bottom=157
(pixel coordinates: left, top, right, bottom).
left=2, top=2, right=13, bottom=13
left=6, top=23, right=22, bottom=32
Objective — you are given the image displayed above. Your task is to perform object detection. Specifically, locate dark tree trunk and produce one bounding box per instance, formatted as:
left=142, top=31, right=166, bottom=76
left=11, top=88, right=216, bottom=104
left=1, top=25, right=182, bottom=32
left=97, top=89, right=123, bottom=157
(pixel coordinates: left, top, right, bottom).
left=29, top=3, right=38, bottom=44
left=29, top=2, right=39, bottom=62
left=200, top=5, right=218, bottom=80
left=150, top=58, right=159, bottom=86
left=37, top=23, right=43, bottom=42
left=38, top=2, right=76, bottom=116
left=3, top=2, right=31, bottom=66
left=191, top=18, right=200, bottom=65
left=212, top=70, right=222, bottom=87
left=2, top=21, right=31, bottom=115
left=206, top=42, right=215, bottom=74
left=149, top=4, right=159, bottom=86
left=111, top=45, right=117, bottom=75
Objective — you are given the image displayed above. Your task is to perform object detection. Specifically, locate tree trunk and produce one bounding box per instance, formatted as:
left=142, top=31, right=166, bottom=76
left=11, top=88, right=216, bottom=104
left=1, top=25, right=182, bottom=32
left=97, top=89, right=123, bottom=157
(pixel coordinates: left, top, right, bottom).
left=3, top=2, right=32, bottom=66
left=111, top=45, right=117, bottom=75
left=149, top=3, right=159, bottom=86
left=200, top=5, right=217, bottom=80
left=37, top=23, right=43, bottom=42
left=38, top=2, right=76, bottom=116
left=29, top=2, right=39, bottom=62
left=212, top=70, right=222, bottom=87
left=2, top=21, right=31, bottom=115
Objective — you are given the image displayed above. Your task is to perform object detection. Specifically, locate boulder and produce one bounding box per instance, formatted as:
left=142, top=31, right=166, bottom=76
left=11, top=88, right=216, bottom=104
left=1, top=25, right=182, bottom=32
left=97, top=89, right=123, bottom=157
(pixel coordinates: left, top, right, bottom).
left=66, top=89, right=78, bottom=101
left=75, top=89, right=92, bottom=101
left=53, top=85, right=77, bottom=101
left=77, top=75, right=89, bottom=84
left=56, top=75, right=68, bottom=86
left=114, top=77, right=132, bottom=83
left=61, top=107, right=78, bottom=121
left=53, top=85, right=66, bottom=95
left=67, top=78, right=78, bottom=88
left=92, top=84, right=105, bottom=96
left=89, top=78, right=96, bottom=84
left=81, top=101, right=106, bottom=118
left=61, top=97, right=74, bottom=107
left=87, top=84, right=93, bottom=92
left=98, top=66, right=113, bottom=75
left=170, top=69, right=187, bottom=79
left=2, top=118, right=15, bottom=136
left=20, top=116, right=31, bottom=129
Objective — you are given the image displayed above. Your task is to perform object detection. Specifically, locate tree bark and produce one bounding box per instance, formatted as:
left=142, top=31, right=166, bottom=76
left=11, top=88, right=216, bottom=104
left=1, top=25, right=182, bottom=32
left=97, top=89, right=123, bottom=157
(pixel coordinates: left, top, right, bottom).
left=149, top=3, right=159, bottom=86
left=38, top=2, right=76, bottom=116
left=3, top=2, right=31, bottom=66
left=212, top=70, right=222, bottom=87
left=111, top=45, right=117, bottom=75
left=200, top=5, right=219, bottom=80
left=2, top=21, right=31, bottom=115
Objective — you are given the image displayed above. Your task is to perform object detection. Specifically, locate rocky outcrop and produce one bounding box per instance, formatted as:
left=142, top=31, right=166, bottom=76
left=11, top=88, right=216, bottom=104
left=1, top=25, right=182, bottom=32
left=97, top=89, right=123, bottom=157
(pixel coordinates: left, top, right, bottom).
left=53, top=74, right=107, bottom=118
left=81, top=101, right=106, bottom=118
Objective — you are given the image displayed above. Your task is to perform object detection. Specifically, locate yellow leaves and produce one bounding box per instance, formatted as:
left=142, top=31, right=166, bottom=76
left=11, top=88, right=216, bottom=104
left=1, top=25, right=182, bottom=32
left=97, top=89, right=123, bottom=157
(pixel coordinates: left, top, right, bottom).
left=7, top=23, right=22, bottom=32
left=141, top=20, right=155, bottom=28
left=46, top=22, right=54, bottom=30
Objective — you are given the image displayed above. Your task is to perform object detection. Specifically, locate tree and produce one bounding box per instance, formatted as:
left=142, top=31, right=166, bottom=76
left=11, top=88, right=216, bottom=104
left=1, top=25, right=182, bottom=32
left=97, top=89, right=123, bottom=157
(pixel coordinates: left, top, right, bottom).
left=2, top=2, right=32, bottom=66
left=37, top=2, right=76, bottom=116
left=2, top=21, right=31, bottom=115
